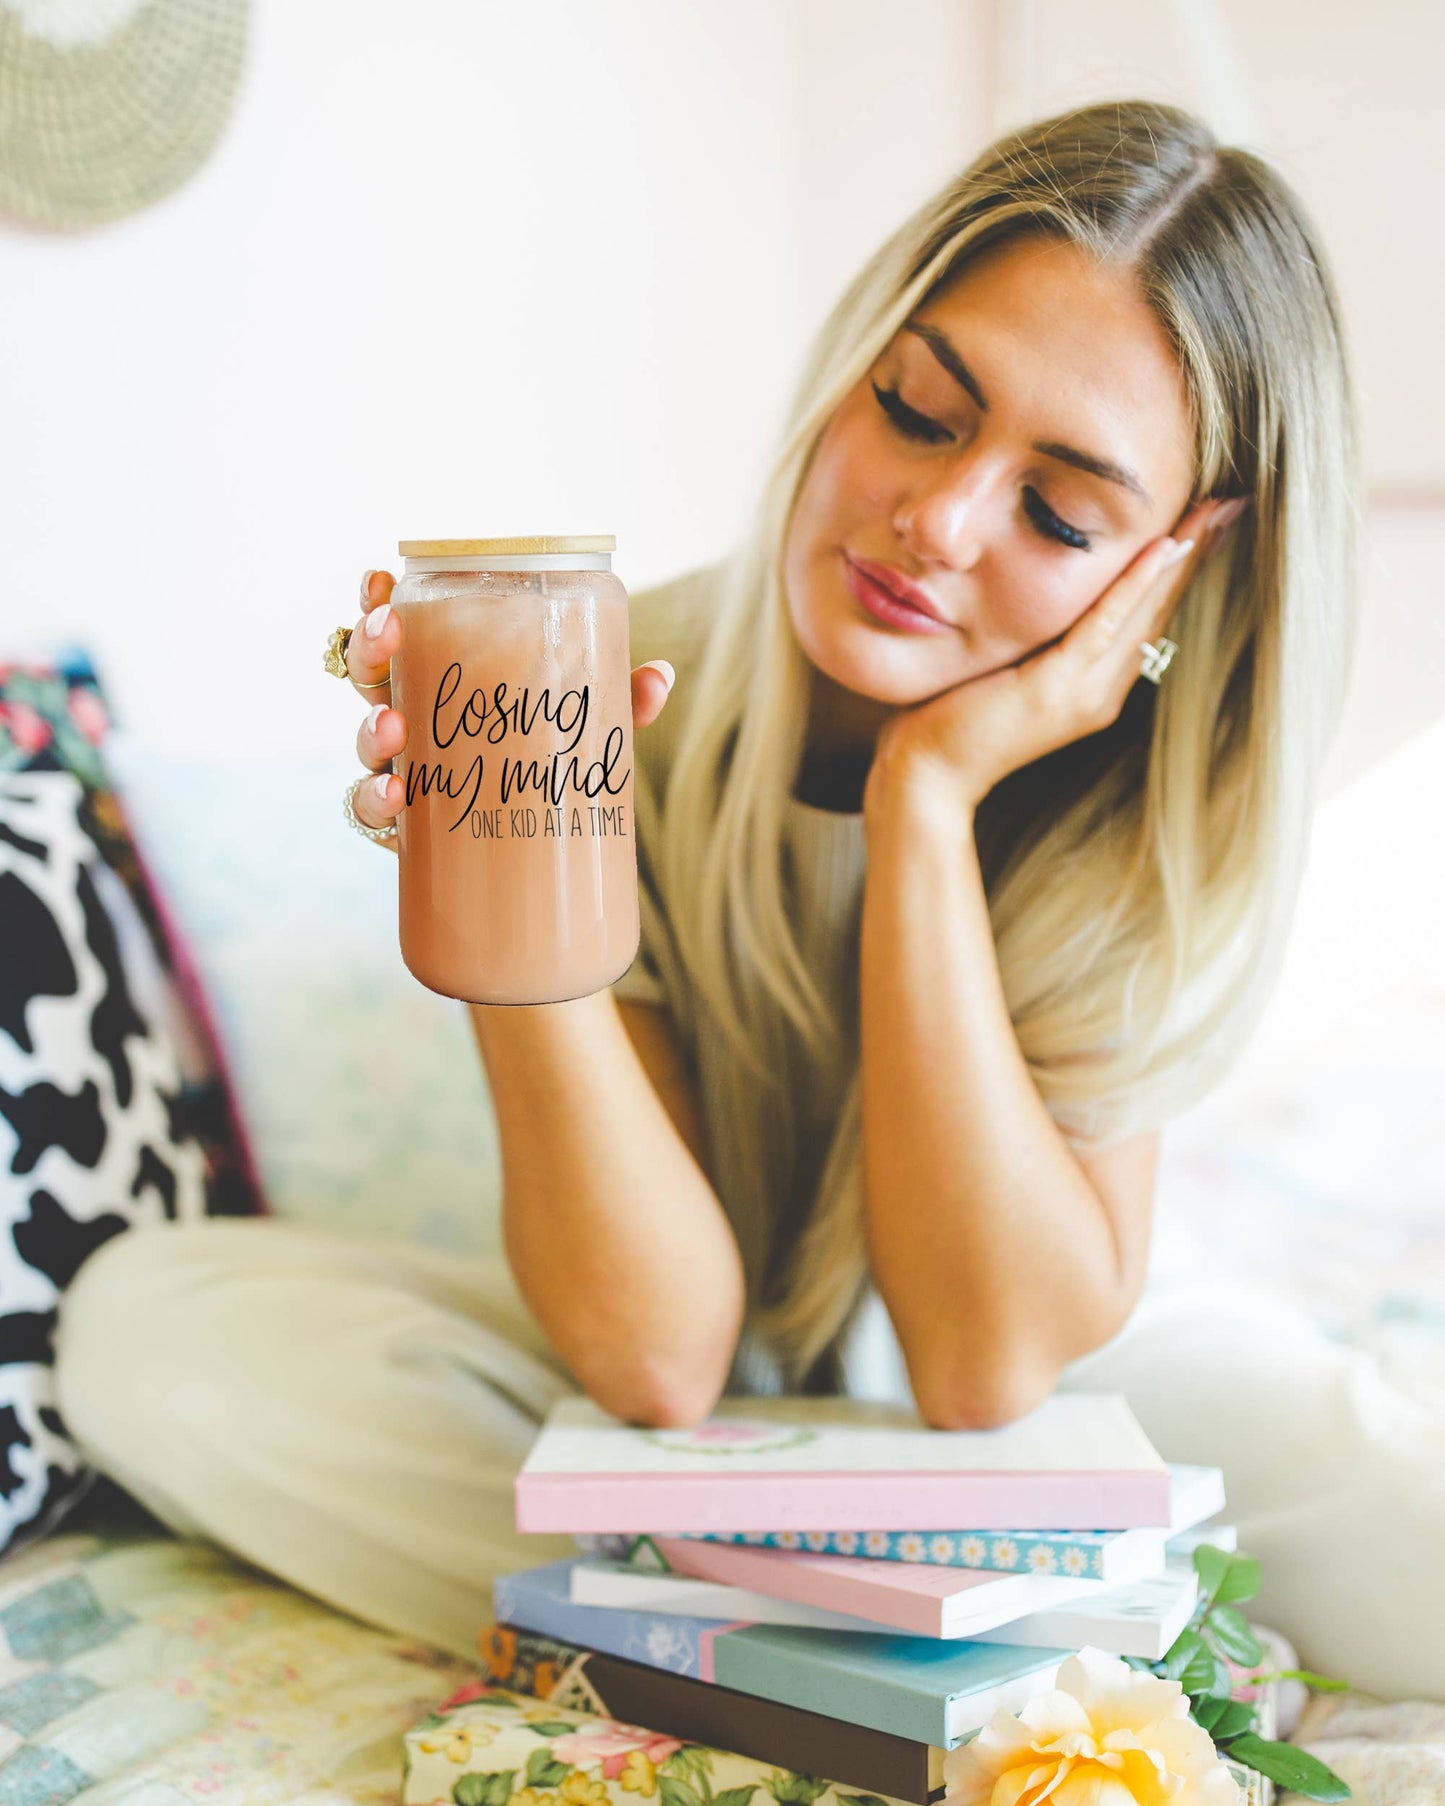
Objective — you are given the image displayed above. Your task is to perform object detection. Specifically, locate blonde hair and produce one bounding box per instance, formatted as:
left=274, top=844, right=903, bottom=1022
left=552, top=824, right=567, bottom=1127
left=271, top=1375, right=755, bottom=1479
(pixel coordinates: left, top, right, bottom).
left=656, top=98, right=1361, bottom=1381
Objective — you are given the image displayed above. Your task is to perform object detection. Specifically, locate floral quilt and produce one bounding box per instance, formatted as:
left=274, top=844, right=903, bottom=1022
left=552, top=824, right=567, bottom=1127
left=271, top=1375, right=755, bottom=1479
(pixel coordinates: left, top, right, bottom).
left=0, top=1507, right=1439, bottom=1805
left=0, top=1512, right=470, bottom=1803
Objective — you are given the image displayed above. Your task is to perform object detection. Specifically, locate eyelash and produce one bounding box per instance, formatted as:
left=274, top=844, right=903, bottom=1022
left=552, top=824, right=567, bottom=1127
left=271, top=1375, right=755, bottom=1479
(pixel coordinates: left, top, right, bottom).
left=870, top=381, right=1093, bottom=552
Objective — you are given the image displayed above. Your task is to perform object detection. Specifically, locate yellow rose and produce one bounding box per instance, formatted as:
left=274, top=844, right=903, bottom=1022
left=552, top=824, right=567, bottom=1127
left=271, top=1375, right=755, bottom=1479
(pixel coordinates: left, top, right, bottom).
left=418, top=1723, right=498, bottom=1765
left=559, top=1771, right=612, bottom=1806
left=942, top=1647, right=1242, bottom=1806
left=619, top=1751, right=658, bottom=1796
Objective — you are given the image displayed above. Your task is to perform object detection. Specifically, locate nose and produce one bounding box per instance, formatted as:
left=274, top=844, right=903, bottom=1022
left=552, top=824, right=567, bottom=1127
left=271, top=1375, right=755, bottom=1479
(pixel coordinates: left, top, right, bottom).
left=892, top=452, right=999, bottom=573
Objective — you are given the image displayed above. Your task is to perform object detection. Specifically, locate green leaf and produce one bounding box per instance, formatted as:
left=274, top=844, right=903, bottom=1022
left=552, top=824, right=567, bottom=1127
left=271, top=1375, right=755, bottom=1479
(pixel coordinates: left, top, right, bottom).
left=659, top=1778, right=706, bottom=1806
left=1191, top=1696, right=1228, bottom=1731
left=454, top=1776, right=518, bottom=1806
left=662, top=1748, right=714, bottom=1788
left=1226, top=1735, right=1351, bottom=1801
left=1179, top=1640, right=1229, bottom=1698
left=524, top=1723, right=579, bottom=1739
left=713, top=1789, right=759, bottom=1806
left=1208, top=1604, right=1265, bottom=1667
left=524, top=1751, right=572, bottom=1789
left=1209, top=1702, right=1257, bottom=1741
left=767, top=1773, right=829, bottom=1806
left=1214, top=1555, right=1262, bottom=1605
left=1192, top=1545, right=1231, bottom=1608
left=1162, top=1630, right=1208, bottom=1682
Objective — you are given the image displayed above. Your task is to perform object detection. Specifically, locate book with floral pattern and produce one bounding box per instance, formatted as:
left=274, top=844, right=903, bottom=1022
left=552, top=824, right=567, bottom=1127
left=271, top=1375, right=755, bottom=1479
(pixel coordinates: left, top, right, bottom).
left=402, top=1681, right=916, bottom=1806
left=478, top=1625, right=948, bottom=1805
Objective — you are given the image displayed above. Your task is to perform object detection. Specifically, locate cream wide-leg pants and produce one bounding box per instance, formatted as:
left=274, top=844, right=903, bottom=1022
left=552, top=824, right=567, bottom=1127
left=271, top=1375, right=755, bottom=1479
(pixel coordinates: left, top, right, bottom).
left=52, top=1217, right=1445, bottom=1700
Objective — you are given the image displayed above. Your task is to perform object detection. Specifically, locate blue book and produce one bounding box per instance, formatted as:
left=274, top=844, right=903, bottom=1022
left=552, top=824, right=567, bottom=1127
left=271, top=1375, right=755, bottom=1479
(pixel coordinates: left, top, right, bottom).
left=493, top=1558, right=1069, bottom=1748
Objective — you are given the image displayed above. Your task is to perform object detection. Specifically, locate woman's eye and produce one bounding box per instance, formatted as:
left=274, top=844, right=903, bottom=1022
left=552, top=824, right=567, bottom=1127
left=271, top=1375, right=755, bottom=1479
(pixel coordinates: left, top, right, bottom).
left=1023, top=486, right=1092, bottom=551
left=872, top=381, right=1093, bottom=552
left=871, top=381, right=954, bottom=446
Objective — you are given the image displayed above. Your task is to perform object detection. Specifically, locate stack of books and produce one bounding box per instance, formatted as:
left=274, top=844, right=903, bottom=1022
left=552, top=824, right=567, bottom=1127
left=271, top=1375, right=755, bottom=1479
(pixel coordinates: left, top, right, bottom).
left=403, top=1396, right=1269, bottom=1805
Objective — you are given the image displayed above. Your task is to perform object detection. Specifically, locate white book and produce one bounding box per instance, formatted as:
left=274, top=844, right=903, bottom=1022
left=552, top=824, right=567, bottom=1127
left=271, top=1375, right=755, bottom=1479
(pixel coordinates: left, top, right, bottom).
left=569, top=1557, right=1201, bottom=1661
left=569, top=1561, right=892, bottom=1633
left=574, top=1550, right=1103, bottom=1639
left=1166, top=1521, right=1238, bottom=1556
left=1165, top=1465, right=1227, bottom=1532
left=978, top=1565, right=1200, bottom=1660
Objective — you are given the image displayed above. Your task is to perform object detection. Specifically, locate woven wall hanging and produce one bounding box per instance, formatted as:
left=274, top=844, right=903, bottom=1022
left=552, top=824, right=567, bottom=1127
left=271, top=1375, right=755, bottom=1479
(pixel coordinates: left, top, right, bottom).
left=0, top=0, right=247, bottom=230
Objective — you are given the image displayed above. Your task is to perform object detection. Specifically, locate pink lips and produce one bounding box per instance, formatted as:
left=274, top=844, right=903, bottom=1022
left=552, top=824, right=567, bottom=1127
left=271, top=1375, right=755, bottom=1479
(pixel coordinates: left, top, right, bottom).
left=842, top=553, right=955, bottom=634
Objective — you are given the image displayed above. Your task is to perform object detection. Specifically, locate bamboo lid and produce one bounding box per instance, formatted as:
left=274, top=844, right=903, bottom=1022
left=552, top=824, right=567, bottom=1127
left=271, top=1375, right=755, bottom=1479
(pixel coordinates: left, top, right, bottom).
left=398, top=535, right=615, bottom=557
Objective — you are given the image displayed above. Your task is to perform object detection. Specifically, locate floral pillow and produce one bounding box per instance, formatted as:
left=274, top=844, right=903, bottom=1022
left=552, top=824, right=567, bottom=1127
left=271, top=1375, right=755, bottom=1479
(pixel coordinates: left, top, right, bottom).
left=0, top=651, right=264, bottom=1552
left=0, top=654, right=111, bottom=787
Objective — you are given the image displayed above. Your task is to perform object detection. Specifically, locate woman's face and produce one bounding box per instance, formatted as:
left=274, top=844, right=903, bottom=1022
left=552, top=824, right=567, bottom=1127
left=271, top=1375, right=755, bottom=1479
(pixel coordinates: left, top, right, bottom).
left=783, top=235, right=1199, bottom=747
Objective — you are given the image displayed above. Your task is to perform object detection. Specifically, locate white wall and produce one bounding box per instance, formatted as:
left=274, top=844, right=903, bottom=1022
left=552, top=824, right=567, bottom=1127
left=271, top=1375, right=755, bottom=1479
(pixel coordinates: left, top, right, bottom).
left=993, top=0, right=1445, bottom=791
left=1003, top=0, right=1445, bottom=492
left=0, top=0, right=984, bottom=760
left=0, top=0, right=1439, bottom=784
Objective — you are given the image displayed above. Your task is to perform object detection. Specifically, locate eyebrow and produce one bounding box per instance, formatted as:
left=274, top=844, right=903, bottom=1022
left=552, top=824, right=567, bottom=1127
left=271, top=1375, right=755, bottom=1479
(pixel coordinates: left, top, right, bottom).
left=902, top=320, right=1151, bottom=504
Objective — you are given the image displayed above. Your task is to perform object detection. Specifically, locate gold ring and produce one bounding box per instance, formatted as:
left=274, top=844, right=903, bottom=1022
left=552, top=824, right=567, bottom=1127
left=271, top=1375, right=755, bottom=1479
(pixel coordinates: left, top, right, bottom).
left=324, top=624, right=390, bottom=689
left=324, top=625, right=352, bottom=678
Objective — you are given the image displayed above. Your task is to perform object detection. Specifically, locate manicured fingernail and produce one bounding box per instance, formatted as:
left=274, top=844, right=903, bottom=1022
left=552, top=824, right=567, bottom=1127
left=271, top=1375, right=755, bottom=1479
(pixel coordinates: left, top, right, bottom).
left=365, top=702, right=387, bottom=734
left=360, top=569, right=376, bottom=606
left=364, top=601, right=392, bottom=639
left=645, top=660, right=676, bottom=692
left=372, top=774, right=392, bottom=806
left=1162, top=537, right=1195, bottom=564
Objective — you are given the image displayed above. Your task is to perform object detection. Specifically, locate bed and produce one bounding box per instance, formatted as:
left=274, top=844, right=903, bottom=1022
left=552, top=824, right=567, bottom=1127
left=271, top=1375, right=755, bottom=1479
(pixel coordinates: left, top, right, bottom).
left=0, top=716, right=1439, bottom=1802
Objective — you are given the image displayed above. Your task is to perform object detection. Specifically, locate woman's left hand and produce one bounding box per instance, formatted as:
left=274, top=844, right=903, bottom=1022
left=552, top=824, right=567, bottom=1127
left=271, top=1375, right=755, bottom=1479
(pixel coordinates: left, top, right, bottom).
left=865, top=496, right=1248, bottom=815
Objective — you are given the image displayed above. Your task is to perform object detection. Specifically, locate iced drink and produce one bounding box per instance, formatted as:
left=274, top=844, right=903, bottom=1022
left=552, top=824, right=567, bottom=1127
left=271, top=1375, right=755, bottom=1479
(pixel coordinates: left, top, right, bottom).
left=388, top=541, right=639, bottom=1005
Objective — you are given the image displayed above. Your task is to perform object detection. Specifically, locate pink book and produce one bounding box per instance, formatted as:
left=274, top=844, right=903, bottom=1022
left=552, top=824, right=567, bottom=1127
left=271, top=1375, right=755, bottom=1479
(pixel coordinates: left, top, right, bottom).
left=649, top=1536, right=1100, bottom=1638
left=514, top=1395, right=1172, bottom=1535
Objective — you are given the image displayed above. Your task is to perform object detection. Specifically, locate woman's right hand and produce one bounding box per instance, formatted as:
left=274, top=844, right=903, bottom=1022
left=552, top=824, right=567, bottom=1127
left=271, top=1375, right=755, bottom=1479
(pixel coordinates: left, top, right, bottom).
left=347, top=568, right=677, bottom=843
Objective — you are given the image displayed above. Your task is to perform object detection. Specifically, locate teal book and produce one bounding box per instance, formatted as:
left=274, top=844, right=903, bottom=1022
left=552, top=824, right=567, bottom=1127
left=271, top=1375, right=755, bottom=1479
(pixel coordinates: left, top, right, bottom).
left=493, top=1558, right=1068, bottom=1748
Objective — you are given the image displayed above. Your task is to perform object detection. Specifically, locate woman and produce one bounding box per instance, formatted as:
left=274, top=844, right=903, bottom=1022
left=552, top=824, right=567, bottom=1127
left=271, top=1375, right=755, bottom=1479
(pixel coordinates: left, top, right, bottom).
left=55, top=100, right=1444, bottom=1697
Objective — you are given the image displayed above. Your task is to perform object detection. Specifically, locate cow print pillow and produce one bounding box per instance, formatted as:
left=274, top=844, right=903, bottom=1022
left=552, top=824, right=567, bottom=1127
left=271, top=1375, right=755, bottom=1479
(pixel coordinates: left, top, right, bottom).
left=0, top=663, right=262, bottom=1552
